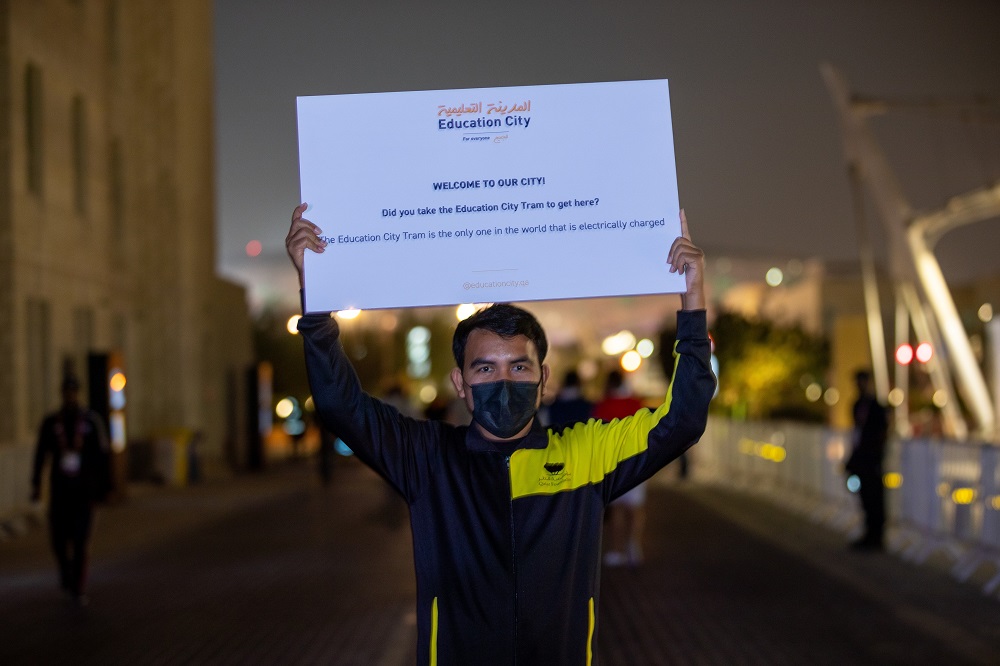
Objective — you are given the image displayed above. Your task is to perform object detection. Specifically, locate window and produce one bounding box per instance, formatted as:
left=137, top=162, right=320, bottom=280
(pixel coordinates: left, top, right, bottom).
left=106, top=1, right=120, bottom=65
left=24, top=63, right=43, bottom=195
left=26, top=298, right=52, bottom=422
left=73, top=306, right=94, bottom=376
left=112, top=313, right=127, bottom=353
left=72, top=96, right=87, bottom=214
left=109, top=137, right=124, bottom=247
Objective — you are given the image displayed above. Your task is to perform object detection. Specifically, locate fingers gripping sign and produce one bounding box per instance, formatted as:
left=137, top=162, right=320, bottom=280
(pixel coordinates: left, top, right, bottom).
left=667, top=209, right=706, bottom=311
left=285, top=202, right=327, bottom=288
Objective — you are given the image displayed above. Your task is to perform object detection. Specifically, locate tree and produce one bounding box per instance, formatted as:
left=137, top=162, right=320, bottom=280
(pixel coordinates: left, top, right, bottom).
left=662, top=311, right=829, bottom=422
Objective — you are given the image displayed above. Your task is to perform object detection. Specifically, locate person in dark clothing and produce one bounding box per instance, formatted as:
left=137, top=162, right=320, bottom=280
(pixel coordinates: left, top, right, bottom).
left=845, top=370, right=889, bottom=551
left=545, top=369, right=594, bottom=430
left=286, top=204, right=713, bottom=664
left=31, top=375, right=111, bottom=605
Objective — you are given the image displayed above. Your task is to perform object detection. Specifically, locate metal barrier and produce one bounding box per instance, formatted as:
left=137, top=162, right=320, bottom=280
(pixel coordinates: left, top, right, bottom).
left=694, top=416, right=1000, bottom=597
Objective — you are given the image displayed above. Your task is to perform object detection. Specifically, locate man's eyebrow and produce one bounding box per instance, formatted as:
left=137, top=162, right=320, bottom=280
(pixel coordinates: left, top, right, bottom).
left=468, top=355, right=535, bottom=368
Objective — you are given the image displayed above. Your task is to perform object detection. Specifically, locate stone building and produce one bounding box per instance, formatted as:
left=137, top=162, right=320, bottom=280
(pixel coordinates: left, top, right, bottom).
left=0, top=0, right=254, bottom=519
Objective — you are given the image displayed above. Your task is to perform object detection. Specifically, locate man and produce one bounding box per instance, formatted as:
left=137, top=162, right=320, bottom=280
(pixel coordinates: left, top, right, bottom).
left=31, top=374, right=112, bottom=605
left=544, top=369, right=594, bottom=431
left=286, top=204, right=714, bottom=664
left=845, top=370, right=889, bottom=551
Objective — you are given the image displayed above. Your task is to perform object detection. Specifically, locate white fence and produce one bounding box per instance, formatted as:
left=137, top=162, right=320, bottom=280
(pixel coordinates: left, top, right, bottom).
left=694, top=416, right=1000, bottom=597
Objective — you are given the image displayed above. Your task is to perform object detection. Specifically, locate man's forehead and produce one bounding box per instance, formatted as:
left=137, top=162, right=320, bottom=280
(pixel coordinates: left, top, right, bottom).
left=465, top=330, right=539, bottom=364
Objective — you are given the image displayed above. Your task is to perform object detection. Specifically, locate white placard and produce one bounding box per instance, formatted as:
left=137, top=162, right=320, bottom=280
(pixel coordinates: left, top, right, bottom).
left=297, top=79, right=683, bottom=313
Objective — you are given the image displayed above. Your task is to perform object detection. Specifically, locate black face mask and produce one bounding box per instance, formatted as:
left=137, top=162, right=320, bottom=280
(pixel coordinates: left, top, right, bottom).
left=469, top=380, right=540, bottom=439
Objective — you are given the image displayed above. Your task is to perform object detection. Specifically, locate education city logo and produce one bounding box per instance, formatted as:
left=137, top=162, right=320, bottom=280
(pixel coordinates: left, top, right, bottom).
left=539, top=461, right=570, bottom=487
left=436, top=98, right=533, bottom=144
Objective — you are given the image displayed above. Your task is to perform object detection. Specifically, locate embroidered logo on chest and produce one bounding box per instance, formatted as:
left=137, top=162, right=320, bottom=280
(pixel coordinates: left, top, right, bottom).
left=539, top=461, right=570, bottom=487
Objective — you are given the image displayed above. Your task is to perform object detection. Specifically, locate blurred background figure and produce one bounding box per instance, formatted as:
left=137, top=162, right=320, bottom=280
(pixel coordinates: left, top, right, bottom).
left=545, top=369, right=594, bottom=431
left=30, top=374, right=112, bottom=606
left=595, top=371, right=648, bottom=567
left=317, top=427, right=339, bottom=487
left=845, top=370, right=889, bottom=551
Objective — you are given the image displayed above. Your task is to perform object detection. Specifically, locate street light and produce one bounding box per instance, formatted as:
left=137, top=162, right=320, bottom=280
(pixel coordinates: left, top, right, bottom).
left=895, top=343, right=914, bottom=365
left=915, top=342, right=933, bottom=364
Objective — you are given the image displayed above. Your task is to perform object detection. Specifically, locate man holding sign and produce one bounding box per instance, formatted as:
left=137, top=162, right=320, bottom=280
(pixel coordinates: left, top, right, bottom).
left=286, top=204, right=713, bottom=665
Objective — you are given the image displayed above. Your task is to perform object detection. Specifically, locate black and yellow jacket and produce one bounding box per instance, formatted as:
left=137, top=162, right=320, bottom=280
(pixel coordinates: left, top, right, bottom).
left=300, top=310, right=715, bottom=665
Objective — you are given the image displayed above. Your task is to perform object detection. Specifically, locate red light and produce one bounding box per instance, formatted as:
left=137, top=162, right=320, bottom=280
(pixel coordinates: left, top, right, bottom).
left=915, top=342, right=933, bottom=363
left=895, top=344, right=914, bottom=365
left=245, top=240, right=263, bottom=257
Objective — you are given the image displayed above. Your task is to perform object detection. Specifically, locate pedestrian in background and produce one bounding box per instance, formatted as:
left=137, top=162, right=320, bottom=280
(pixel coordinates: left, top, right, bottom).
left=845, top=370, right=889, bottom=551
left=594, top=370, right=649, bottom=567
left=545, top=369, right=594, bottom=430
left=31, top=374, right=112, bottom=605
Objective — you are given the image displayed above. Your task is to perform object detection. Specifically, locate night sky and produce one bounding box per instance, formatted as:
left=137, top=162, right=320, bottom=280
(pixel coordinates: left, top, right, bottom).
left=213, top=0, right=1000, bottom=312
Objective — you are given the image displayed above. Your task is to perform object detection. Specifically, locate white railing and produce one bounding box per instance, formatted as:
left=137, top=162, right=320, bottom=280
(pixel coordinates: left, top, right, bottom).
left=693, top=416, right=1000, bottom=597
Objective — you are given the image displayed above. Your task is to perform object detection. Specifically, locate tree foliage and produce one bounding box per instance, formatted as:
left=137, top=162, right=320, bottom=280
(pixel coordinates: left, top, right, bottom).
left=709, top=311, right=829, bottom=421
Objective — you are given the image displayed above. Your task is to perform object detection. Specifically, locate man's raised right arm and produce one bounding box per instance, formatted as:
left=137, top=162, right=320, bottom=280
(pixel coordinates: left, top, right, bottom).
left=285, top=204, right=429, bottom=498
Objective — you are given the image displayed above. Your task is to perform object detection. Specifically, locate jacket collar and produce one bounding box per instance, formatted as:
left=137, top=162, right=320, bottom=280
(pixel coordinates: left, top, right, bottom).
left=465, top=418, right=549, bottom=453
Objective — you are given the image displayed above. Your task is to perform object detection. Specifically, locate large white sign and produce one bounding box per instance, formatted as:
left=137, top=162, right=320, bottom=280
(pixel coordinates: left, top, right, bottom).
left=297, top=79, right=684, bottom=313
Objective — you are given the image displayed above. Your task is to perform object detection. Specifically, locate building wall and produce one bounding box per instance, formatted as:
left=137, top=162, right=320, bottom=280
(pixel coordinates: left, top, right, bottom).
left=0, top=1, right=253, bottom=477
left=0, top=2, right=14, bottom=446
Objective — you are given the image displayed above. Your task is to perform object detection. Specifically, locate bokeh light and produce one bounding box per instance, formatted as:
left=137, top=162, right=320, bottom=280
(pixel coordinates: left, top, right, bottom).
left=275, top=397, right=295, bottom=419
left=109, top=372, right=127, bottom=392
left=765, top=267, right=783, bottom=287
left=620, top=350, right=642, bottom=372
left=915, top=342, right=933, bottom=363
left=602, top=330, right=636, bottom=356
left=419, top=384, right=438, bottom=404
left=978, top=303, right=993, bottom=323
left=883, top=472, right=903, bottom=489
left=895, top=343, right=914, bottom=365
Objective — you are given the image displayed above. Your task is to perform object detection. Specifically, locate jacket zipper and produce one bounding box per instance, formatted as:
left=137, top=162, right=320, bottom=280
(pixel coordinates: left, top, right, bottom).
left=507, top=454, right=518, bottom=665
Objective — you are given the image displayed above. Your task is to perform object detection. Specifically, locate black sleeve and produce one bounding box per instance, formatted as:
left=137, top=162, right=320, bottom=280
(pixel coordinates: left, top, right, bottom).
left=601, top=309, right=716, bottom=499
left=297, top=313, right=441, bottom=501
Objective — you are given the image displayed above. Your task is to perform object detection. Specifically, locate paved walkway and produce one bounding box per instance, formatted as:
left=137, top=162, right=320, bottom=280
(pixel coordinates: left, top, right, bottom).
left=1, top=459, right=998, bottom=665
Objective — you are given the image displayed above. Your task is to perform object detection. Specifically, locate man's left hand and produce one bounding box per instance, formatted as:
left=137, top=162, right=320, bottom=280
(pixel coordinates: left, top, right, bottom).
left=668, top=209, right=706, bottom=311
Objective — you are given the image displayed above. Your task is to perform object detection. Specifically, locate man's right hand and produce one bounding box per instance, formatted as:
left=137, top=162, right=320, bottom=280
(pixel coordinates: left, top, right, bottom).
left=285, top=203, right=328, bottom=288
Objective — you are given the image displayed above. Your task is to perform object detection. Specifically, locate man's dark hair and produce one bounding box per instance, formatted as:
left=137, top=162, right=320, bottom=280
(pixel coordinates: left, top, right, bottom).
left=452, top=303, right=548, bottom=368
